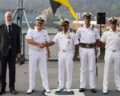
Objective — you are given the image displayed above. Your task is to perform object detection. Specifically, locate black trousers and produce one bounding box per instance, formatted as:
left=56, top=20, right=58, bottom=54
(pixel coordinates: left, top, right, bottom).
left=1, top=49, right=16, bottom=89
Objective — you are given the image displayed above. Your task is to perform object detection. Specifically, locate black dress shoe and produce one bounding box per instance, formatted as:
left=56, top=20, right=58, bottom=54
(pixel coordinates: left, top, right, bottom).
left=10, top=88, right=17, bottom=94
left=0, top=89, right=5, bottom=95
left=0, top=90, right=4, bottom=95
left=66, top=91, right=74, bottom=94
left=91, top=89, right=97, bottom=93
left=79, top=88, right=86, bottom=92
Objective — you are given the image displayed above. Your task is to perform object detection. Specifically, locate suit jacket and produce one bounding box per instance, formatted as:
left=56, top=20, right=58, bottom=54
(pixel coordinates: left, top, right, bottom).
left=0, top=23, right=21, bottom=57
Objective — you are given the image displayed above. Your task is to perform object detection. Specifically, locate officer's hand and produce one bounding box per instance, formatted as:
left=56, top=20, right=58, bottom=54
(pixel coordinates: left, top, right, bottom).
left=38, top=43, right=45, bottom=48
left=16, top=58, right=20, bottom=64
left=41, top=43, right=46, bottom=48
left=16, top=54, right=20, bottom=64
left=44, top=42, right=49, bottom=47
left=73, top=55, right=78, bottom=61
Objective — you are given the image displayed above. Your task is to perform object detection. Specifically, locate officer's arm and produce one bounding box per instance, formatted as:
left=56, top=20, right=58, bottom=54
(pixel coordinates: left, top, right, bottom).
left=73, top=34, right=80, bottom=60
left=26, top=39, right=45, bottom=48
left=96, top=39, right=101, bottom=47
left=73, top=44, right=79, bottom=60
left=99, top=32, right=106, bottom=48
left=95, top=39, right=101, bottom=58
left=45, top=41, right=55, bottom=47
left=96, top=33, right=106, bottom=58
left=100, top=41, right=105, bottom=48
left=75, top=44, right=79, bottom=55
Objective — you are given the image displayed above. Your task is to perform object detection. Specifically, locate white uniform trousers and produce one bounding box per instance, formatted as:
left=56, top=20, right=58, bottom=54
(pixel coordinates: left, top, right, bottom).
left=28, top=49, right=49, bottom=90
left=79, top=47, right=96, bottom=89
left=103, top=50, right=120, bottom=90
left=58, top=51, right=73, bottom=90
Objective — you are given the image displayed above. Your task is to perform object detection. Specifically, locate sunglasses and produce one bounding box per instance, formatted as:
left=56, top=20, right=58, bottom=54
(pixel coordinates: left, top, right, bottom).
left=36, top=22, right=44, bottom=25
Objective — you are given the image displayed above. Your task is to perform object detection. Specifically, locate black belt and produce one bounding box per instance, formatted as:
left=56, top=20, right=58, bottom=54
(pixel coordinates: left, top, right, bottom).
left=79, top=43, right=95, bottom=48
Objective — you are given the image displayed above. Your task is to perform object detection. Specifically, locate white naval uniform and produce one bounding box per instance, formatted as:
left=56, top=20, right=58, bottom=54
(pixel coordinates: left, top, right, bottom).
left=100, top=29, right=120, bottom=91
left=53, top=31, right=79, bottom=91
left=76, top=25, right=100, bottom=89
left=26, top=28, right=50, bottom=90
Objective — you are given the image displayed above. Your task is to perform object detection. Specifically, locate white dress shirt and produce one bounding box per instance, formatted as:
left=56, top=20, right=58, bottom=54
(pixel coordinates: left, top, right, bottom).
left=76, top=25, right=100, bottom=44
left=100, top=29, right=120, bottom=51
left=26, top=27, right=49, bottom=51
left=53, top=31, right=79, bottom=52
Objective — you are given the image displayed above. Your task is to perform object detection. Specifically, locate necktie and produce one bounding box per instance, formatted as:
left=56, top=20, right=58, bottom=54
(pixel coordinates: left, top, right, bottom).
left=8, top=25, right=12, bottom=48
left=8, top=25, right=12, bottom=34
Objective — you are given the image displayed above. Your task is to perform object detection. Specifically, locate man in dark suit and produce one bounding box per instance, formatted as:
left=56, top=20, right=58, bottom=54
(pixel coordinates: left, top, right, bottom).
left=0, top=11, right=21, bottom=95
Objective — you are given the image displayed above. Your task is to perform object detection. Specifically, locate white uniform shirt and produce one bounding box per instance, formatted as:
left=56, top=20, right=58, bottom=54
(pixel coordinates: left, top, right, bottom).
left=76, top=25, right=100, bottom=43
left=53, top=31, right=79, bottom=52
left=26, top=27, right=49, bottom=51
left=100, top=29, right=120, bottom=51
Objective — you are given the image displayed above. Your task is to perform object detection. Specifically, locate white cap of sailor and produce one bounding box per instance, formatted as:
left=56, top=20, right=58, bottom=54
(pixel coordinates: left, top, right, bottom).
left=35, top=15, right=46, bottom=23
left=61, top=19, right=70, bottom=25
left=108, top=17, right=118, bottom=25
left=82, top=12, right=92, bottom=19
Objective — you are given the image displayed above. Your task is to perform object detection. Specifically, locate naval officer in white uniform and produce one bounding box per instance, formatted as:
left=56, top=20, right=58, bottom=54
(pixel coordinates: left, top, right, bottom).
left=100, top=17, right=120, bottom=94
left=46, top=19, right=79, bottom=93
left=26, top=16, right=50, bottom=94
left=76, top=12, right=100, bottom=93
